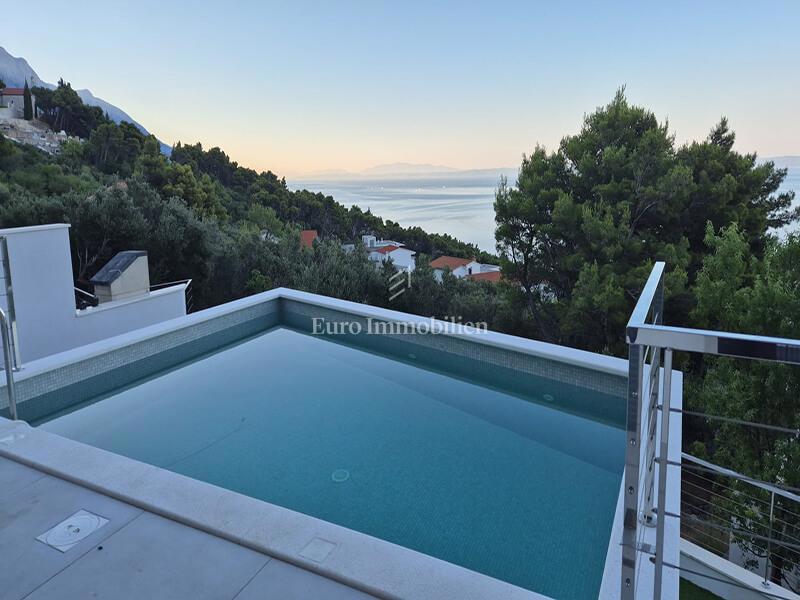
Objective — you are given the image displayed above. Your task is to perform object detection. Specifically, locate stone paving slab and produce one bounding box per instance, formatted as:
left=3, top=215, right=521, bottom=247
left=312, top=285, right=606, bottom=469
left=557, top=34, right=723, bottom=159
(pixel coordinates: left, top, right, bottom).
left=0, top=458, right=376, bottom=600
left=0, top=467, right=142, bottom=600
left=25, top=512, right=269, bottom=600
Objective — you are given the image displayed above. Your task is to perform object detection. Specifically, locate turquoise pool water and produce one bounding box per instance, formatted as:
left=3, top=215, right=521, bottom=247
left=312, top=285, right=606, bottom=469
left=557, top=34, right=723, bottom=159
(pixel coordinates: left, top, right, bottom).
left=39, top=326, right=624, bottom=599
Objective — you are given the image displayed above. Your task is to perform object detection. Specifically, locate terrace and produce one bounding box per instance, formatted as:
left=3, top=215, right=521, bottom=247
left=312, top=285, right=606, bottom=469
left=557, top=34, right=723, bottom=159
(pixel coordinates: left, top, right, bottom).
left=0, top=264, right=796, bottom=599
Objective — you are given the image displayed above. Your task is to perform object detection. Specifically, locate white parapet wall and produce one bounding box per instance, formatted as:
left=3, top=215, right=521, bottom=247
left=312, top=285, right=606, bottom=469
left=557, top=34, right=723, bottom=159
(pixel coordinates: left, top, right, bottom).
left=0, top=223, right=187, bottom=364
left=681, top=539, right=800, bottom=600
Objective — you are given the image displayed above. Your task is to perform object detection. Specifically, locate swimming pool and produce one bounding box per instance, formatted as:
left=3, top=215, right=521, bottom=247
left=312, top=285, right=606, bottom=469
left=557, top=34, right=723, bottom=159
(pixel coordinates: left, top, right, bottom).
left=8, top=291, right=628, bottom=599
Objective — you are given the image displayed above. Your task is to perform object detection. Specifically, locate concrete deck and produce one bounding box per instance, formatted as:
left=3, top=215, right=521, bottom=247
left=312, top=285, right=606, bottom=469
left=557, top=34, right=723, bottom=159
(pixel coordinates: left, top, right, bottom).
left=0, top=457, right=375, bottom=600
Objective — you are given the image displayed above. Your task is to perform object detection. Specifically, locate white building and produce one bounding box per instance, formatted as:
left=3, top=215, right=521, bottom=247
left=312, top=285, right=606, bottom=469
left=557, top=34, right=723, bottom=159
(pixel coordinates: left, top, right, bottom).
left=361, top=235, right=416, bottom=272
left=0, top=87, right=35, bottom=120
left=430, top=255, right=501, bottom=282
left=361, top=235, right=405, bottom=249
left=0, top=224, right=189, bottom=364
left=368, top=245, right=416, bottom=272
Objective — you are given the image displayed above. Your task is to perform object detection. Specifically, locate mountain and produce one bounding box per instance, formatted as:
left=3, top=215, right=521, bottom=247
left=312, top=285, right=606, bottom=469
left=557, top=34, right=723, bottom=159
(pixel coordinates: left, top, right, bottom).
left=293, top=164, right=517, bottom=183
left=362, top=162, right=458, bottom=176
left=0, top=49, right=49, bottom=88
left=293, top=168, right=357, bottom=179
left=0, top=46, right=170, bottom=155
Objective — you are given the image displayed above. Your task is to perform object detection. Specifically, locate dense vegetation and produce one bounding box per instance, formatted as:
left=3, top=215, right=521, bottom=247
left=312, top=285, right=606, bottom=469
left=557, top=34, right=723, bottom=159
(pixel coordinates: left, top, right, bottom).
left=1, top=80, right=493, bottom=312
left=1, top=83, right=798, bottom=587
left=495, top=90, right=796, bottom=352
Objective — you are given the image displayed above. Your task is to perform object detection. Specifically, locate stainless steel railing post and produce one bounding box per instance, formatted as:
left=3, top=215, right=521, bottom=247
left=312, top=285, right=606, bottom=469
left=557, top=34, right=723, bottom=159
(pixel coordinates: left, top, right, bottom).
left=0, top=236, right=21, bottom=366
left=643, top=275, right=665, bottom=521
left=621, top=342, right=643, bottom=599
left=0, top=308, right=18, bottom=420
left=653, top=347, right=673, bottom=600
left=763, top=491, right=775, bottom=588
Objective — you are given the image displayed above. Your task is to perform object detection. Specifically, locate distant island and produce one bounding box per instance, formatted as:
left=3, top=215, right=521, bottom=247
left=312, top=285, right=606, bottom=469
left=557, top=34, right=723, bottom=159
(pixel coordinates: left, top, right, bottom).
left=294, top=163, right=517, bottom=181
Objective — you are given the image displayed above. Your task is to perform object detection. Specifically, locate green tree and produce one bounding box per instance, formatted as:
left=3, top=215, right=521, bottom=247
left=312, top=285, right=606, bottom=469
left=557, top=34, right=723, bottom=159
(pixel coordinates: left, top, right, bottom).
left=23, top=81, right=33, bottom=120
left=135, top=136, right=169, bottom=188
left=86, top=121, right=145, bottom=176
left=494, top=147, right=569, bottom=337
left=245, top=204, right=283, bottom=236
left=690, top=224, right=800, bottom=589
left=63, top=182, right=149, bottom=280
left=677, top=118, right=797, bottom=275
left=495, top=89, right=795, bottom=354
left=126, top=178, right=218, bottom=303
left=33, top=80, right=107, bottom=138
left=242, top=235, right=388, bottom=307
left=135, top=138, right=228, bottom=220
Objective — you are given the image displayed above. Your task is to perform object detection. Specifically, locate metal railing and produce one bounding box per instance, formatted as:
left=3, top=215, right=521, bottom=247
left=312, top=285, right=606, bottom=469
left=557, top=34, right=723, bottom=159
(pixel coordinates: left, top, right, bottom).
left=679, top=453, right=800, bottom=592
left=73, top=279, right=194, bottom=314
left=0, top=236, right=21, bottom=366
left=0, top=235, right=21, bottom=420
left=0, top=308, right=19, bottom=420
left=622, top=262, right=665, bottom=598
left=624, top=261, right=800, bottom=599
left=150, top=279, right=194, bottom=313
left=75, top=279, right=194, bottom=312
left=74, top=285, right=99, bottom=309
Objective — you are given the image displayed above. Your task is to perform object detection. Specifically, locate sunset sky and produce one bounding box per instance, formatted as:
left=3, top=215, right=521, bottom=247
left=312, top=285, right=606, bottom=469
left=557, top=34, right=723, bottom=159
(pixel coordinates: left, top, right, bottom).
left=4, top=0, right=799, bottom=176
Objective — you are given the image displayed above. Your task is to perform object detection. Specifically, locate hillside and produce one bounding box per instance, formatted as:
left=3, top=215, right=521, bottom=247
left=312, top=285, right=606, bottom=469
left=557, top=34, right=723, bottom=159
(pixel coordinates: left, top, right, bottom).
left=0, top=82, right=495, bottom=315
left=0, top=46, right=170, bottom=155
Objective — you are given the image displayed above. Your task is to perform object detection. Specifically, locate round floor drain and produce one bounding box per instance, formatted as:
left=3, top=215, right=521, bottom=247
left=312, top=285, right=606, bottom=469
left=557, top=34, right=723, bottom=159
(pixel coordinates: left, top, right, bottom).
left=331, top=469, right=350, bottom=483
left=542, top=394, right=555, bottom=403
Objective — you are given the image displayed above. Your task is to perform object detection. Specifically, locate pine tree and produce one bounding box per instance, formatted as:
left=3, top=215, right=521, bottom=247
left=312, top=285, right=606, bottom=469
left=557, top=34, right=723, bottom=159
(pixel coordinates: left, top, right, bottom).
left=23, top=81, right=33, bottom=120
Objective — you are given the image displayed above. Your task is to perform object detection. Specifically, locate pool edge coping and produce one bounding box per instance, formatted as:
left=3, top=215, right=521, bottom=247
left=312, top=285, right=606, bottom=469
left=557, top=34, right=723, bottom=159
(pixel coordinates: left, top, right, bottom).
left=9, top=288, right=629, bottom=384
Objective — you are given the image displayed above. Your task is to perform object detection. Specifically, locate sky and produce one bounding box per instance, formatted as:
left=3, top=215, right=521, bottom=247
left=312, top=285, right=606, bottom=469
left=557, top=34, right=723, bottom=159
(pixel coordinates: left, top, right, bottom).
left=3, top=1, right=799, bottom=176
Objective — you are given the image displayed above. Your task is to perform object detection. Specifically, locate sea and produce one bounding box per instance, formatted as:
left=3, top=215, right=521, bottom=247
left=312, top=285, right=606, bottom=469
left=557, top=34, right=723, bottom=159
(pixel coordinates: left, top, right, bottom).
left=290, top=166, right=800, bottom=252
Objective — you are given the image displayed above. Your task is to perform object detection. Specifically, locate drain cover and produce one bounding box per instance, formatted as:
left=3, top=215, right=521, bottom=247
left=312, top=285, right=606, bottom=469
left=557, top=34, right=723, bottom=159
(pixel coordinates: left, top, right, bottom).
left=36, top=510, right=109, bottom=552
left=331, top=469, right=350, bottom=483
left=542, top=394, right=555, bottom=403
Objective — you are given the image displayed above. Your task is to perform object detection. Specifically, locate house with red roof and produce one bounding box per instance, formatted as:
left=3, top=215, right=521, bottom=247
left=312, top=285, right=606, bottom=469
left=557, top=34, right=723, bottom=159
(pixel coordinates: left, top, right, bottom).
left=0, top=87, right=35, bottom=119
left=300, top=229, right=318, bottom=249
left=367, top=243, right=416, bottom=272
left=467, top=270, right=502, bottom=283
left=357, top=235, right=415, bottom=272
left=430, top=255, right=501, bottom=282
